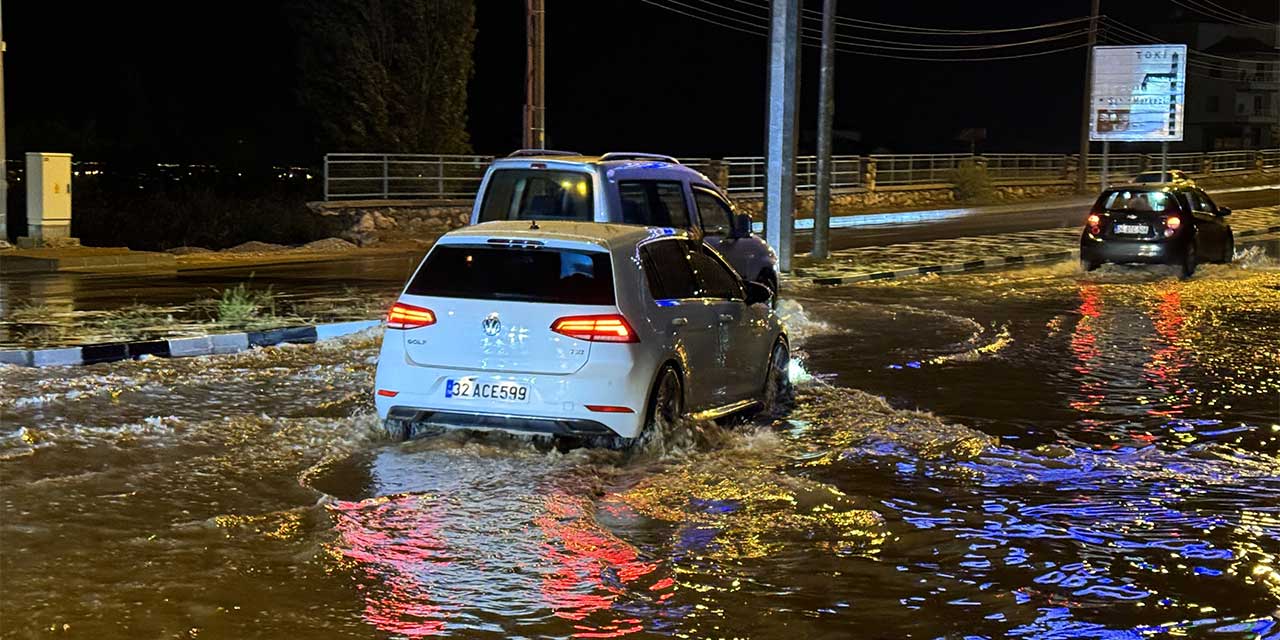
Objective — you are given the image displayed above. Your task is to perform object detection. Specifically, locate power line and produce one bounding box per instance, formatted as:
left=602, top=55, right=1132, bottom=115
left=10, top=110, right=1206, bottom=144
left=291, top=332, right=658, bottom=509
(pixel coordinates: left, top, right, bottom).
left=736, top=0, right=1095, bottom=36
left=700, top=0, right=1092, bottom=50
left=1192, top=0, right=1274, bottom=26
left=1101, top=16, right=1280, bottom=65
left=640, top=0, right=1094, bottom=61
left=1166, top=0, right=1275, bottom=28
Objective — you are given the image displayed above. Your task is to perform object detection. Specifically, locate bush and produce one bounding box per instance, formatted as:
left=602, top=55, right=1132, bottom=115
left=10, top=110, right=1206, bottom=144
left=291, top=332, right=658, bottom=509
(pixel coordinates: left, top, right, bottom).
left=951, top=160, right=995, bottom=203
left=216, top=283, right=277, bottom=327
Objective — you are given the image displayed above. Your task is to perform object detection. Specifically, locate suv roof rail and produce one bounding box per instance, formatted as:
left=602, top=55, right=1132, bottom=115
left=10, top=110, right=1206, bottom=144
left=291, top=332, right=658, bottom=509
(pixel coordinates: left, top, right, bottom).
left=507, top=149, right=583, bottom=158
left=599, top=152, right=681, bottom=164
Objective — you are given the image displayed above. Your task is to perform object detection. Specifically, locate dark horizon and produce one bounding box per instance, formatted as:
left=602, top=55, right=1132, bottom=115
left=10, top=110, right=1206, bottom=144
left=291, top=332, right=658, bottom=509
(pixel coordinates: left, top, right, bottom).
left=6, top=0, right=1277, bottom=165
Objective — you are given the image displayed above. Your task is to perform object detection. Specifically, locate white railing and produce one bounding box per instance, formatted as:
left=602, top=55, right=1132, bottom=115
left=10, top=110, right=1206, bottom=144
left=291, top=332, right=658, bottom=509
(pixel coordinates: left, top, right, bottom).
left=1207, top=150, right=1253, bottom=172
left=324, top=154, right=493, bottom=201
left=870, top=154, right=973, bottom=186
left=982, top=154, right=1068, bottom=183
left=323, top=149, right=1280, bottom=200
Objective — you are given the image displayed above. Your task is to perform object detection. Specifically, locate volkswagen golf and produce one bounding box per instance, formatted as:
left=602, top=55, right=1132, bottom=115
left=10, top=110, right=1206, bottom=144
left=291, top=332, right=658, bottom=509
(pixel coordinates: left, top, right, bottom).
left=373, top=221, right=791, bottom=449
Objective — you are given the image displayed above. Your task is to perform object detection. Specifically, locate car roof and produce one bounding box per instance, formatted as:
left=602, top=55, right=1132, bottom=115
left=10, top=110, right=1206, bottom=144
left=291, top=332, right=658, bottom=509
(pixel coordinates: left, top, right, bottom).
left=488, top=152, right=717, bottom=186
left=438, top=220, right=692, bottom=254
left=1101, top=184, right=1193, bottom=194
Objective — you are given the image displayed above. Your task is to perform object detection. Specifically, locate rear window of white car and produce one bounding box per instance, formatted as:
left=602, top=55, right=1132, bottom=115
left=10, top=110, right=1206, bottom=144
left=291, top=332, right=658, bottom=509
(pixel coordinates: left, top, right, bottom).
left=406, top=245, right=614, bottom=305
left=478, top=169, right=594, bottom=222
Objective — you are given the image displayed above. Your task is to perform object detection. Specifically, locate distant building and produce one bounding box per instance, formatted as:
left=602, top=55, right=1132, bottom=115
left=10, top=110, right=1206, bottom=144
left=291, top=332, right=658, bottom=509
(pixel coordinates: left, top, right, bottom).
left=1158, top=22, right=1278, bottom=150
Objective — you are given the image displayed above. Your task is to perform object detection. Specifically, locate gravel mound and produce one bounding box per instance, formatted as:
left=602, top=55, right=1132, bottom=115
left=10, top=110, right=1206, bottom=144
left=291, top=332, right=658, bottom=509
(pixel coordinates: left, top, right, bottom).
left=224, top=241, right=287, bottom=253
left=299, top=237, right=358, bottom=252
left=167, top=246, right=214, bottom=255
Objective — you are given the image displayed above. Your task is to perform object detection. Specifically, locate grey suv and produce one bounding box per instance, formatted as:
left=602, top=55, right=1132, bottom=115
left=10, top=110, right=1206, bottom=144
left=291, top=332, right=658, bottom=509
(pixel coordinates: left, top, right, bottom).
left=468, top=150, right=780, bottom=296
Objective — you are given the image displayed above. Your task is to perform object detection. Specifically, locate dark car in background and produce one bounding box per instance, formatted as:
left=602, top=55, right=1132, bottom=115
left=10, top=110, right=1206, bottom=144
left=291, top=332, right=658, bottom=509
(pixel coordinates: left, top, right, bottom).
left=1080, top=185, right=1234, bottom=278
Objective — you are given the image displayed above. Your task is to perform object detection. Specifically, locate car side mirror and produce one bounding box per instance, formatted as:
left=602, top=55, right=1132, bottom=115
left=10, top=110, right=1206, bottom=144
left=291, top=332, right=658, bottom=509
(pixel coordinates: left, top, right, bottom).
left=744, top=280, right=773, bottom=306
left=1217, top=206, right=1231, bottom=217
left=730, top=213, right=753, bottom=239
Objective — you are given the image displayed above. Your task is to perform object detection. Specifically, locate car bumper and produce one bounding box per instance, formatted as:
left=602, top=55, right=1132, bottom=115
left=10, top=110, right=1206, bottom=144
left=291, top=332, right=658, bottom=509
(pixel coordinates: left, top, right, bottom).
left=374, top=345, right=653, bottom=439
left=1081, top=236, right=1182, bottom=265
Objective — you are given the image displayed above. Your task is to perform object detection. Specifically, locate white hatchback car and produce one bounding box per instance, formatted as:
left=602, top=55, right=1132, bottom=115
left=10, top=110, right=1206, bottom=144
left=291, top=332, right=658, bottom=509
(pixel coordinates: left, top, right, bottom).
left=373, top=221, right=791, bottom=447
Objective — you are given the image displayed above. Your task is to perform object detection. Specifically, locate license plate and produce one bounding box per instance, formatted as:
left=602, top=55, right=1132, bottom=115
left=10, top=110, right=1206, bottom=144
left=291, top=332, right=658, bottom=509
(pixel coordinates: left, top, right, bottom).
left=1114, top=223, right=1149, bottom=235
left=444, top=378, right=529, bottom=403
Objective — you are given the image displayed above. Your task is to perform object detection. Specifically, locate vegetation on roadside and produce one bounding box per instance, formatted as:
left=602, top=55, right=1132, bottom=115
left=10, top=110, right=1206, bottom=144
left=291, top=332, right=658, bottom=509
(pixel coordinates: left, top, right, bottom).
left=950, top=160, right=995, bottom=203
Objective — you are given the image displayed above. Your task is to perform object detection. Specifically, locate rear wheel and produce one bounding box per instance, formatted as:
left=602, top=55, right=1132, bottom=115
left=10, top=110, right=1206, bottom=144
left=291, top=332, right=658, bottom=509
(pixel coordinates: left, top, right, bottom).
left=382, top=417, right=412, bottom=441
left=1080, top=257, right=1099, bottom=272
left=613, top=365, right=683, bottom=452
left=1219, top=232, right=1234, bottom=264
left=1180, top=240, right=1198, bottom=279
left=760, top=340, right=794, bottom=416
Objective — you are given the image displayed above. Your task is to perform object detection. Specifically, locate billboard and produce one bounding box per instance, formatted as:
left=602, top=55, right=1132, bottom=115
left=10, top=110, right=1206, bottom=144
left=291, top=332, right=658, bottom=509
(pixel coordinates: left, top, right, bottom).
left=1090, top=45, right=1187, bottom=142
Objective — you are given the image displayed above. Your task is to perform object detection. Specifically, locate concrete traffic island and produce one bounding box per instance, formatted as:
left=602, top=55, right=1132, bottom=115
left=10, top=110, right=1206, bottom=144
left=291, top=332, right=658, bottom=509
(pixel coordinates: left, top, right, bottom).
left=0, top=319, right=381, bottom=368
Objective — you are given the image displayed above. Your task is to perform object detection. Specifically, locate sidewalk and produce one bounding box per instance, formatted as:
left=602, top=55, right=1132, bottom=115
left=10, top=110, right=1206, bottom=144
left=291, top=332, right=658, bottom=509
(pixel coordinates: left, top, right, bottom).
left=753, top=184, right=1277, bottom=234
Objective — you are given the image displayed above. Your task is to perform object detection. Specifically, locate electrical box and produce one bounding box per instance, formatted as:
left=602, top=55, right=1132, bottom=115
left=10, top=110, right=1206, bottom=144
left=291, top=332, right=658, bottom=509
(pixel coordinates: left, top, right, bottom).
left=25, top=152, right=74, bottom=240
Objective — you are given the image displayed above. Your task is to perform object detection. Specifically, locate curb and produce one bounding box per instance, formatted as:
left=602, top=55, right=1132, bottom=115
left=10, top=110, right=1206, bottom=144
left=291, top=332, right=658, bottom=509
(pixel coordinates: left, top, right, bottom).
left=799, top=224, right=1280, bottom=287
left=0, top=319, right=382, bottom=368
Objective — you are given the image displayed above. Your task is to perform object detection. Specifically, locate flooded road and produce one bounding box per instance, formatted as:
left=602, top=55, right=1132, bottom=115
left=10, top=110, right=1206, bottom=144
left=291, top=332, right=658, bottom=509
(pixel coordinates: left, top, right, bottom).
left=3, top=255, right=1278, bottom=638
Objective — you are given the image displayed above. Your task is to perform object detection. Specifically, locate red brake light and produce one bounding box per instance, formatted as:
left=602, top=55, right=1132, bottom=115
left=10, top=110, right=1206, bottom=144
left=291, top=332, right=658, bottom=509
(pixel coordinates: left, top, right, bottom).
left=376, top=389, right=399, bottom=397
left=1165, top=215, right=1181, bottom=230
left=550, top=314, right=638, bottom=343
left=387, top=302, right=436, bottom=329
left=1086, top=213, right=1101, bottom=227
left=585, top=405, right=635, bottom=413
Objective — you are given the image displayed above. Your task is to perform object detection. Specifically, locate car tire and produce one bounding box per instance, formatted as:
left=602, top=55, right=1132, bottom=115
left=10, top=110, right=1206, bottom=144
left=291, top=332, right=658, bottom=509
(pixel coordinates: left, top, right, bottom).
left=1180, top=240, right=1198, bottom=279
left=1219, top=232, right=1234, bottom=264
left=382, top=417, right=412, bottom=441
left=1080, top=257, right=1099, bottom=272
left=617, top=365, right=683, bottom=452
left=760, top=340, right=794, bottom=416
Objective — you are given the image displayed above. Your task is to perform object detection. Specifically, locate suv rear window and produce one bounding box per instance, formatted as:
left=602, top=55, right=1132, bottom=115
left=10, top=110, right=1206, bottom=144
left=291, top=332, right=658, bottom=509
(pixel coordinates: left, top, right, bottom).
left=406, top=245, right=614, bottom=305
left=478, top=169, right=594, bottom=222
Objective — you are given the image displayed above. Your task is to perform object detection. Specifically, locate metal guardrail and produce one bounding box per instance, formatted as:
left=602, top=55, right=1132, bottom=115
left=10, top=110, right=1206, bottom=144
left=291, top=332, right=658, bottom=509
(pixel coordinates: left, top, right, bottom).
left=982, top=154, right=1067, bottom=183
left=870, top=154, right=972, bottom=186
left=323, top=149, right=1280, bottom=201
left=1085, top=153, right=1144, bottom=181
left=1160, top=152, right=1205, bottom=173
left=324, top=153, right=493, bottom=200
left=1207, top=150, right=1252, bottom=172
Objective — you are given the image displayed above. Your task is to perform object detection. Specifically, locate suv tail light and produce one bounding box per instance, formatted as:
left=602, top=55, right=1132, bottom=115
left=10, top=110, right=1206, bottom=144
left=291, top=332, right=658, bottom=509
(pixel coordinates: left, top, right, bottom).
left=1086, top=213, right=1101, bottom=234
left=551, top=314, right=638, bottom=343
left=387, top=302, right=436, bottom=329
left=1164, top=215, right=1182, bottom=237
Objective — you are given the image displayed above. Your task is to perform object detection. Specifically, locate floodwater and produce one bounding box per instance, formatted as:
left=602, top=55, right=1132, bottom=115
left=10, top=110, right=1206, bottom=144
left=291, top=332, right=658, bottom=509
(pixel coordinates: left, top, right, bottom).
left=2, top=252, right=1278, bottom=638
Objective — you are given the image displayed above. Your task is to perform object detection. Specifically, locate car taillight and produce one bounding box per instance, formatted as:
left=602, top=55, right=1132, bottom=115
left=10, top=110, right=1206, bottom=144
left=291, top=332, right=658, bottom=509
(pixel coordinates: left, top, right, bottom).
left=1086, top=213, right=1101, bottom=232
left=550, top=314, right=638, bottom=343
left=387, top=302, right=436, bottom=329
left=1163, top=215, right=1182, bottom=238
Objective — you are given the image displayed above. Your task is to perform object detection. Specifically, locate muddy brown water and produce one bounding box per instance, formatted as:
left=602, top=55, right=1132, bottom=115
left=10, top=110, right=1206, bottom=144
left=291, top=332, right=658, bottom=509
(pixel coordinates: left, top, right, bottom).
left=2, top=253, right=1278, bottom=638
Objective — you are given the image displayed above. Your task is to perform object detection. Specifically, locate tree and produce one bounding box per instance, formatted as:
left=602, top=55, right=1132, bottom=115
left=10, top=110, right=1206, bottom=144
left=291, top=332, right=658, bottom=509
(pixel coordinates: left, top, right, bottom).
left=293, top=0, right=476, bottom=154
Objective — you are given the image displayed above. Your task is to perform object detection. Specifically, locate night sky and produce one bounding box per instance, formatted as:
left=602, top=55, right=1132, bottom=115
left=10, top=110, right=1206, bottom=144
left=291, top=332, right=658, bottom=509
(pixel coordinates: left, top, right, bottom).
left=6, top=0, right=1276, bottom=164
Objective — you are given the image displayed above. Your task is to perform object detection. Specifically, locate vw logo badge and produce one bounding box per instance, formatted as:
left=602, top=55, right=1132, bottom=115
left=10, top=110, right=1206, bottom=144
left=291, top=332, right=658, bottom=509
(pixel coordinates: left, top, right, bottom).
left=482, top=313, right=502, bottom=336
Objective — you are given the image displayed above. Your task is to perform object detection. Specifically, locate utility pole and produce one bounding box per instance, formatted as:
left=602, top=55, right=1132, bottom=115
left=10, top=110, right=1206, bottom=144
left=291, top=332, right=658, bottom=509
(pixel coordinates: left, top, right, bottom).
left=1076, top=0, right=1101, bottom=192
left=765, top=0, right=800, bottom=273
left=1, top=2, right=7, bottom=242
left=811, top=0, right=836, bottom=260
left=523, top=0, right=546, bottom=149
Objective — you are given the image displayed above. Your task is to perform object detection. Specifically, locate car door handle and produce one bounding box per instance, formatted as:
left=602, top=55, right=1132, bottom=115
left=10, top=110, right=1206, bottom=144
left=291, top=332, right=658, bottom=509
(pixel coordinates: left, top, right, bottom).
left=671, top=317, right=688, bottom=327
left=718, top=313, right=734, bottom=323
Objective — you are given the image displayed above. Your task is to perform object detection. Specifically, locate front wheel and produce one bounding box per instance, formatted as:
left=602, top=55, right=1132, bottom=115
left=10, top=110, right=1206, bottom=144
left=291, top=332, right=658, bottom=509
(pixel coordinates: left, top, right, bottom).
left=1219, top=232, right=1234, bottom=264
left=1180, top=240, right=1198, bottom=279
left=760, top=340, right=794, bottom=416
